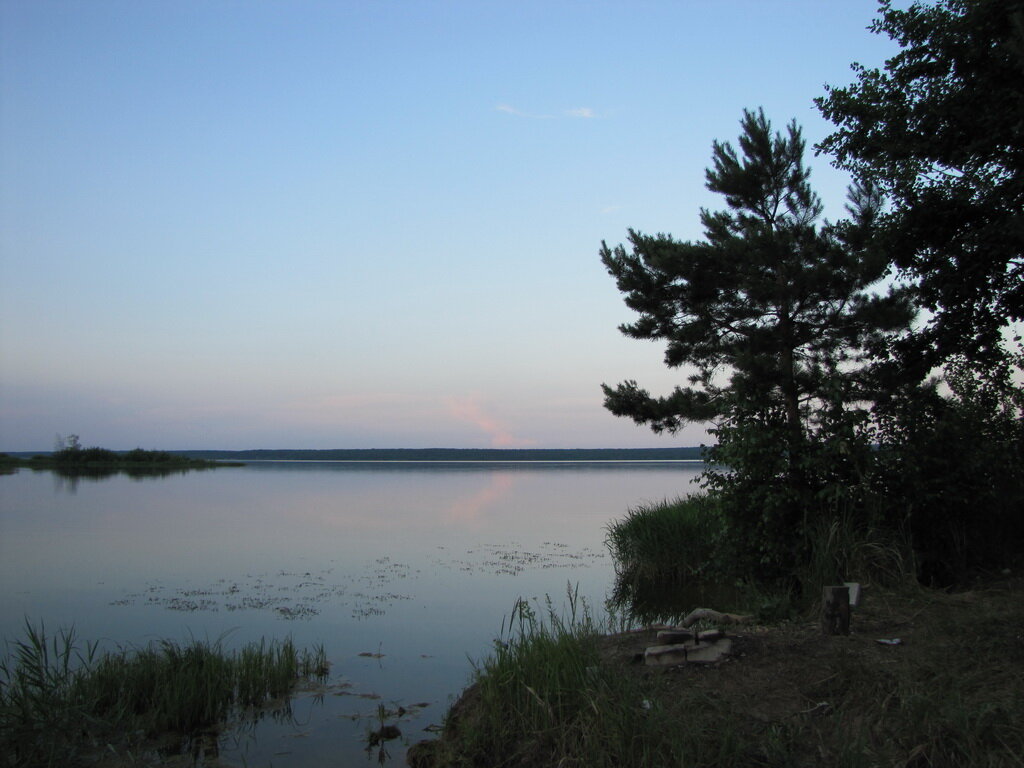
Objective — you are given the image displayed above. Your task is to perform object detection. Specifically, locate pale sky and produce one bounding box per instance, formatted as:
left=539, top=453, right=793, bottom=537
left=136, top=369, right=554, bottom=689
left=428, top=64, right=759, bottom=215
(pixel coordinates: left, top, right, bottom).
left=0, top=1, right=898, bottom=451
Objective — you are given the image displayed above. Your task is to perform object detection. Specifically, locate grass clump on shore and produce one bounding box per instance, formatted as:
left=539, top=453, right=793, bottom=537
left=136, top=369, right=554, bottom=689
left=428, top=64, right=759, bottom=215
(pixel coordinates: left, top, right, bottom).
left=605, top=494, right=725, bottom=585
left=0, top=621, right=328, bottom=767
left=425, top=588, right=753, bottom=768
left=605, top=492, right=914, bottom=614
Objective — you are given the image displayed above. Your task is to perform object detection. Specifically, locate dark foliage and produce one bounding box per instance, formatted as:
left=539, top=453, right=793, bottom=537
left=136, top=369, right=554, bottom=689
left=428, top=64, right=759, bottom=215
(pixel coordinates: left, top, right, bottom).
left=871, top=356, right=1024, bottom=585
left=51, top=446, right=178, bottom=466
left=817, top=0, right=1024, bottom=373
left=601, top=109, right=913, bottom=581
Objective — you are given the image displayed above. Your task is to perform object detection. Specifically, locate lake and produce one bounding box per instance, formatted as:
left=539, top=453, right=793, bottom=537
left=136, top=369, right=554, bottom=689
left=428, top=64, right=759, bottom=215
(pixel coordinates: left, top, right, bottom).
left=0, top=460, right=703, bottom=766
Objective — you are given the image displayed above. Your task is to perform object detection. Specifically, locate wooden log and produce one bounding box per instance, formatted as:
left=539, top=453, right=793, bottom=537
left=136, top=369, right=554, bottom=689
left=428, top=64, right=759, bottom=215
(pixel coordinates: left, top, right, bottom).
left=679, top=608, right=753, bottom=627
left=821, top=585, right=851, bottom=635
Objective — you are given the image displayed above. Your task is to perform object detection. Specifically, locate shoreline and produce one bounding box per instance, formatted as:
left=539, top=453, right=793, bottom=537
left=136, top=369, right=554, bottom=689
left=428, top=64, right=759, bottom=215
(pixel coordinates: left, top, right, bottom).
left=412, top=577, right=1024, bottom=767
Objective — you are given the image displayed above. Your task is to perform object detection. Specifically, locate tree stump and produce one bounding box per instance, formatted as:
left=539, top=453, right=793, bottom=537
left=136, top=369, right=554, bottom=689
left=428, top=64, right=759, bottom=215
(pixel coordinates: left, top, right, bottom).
left=821, top=585, right=851, bottom=635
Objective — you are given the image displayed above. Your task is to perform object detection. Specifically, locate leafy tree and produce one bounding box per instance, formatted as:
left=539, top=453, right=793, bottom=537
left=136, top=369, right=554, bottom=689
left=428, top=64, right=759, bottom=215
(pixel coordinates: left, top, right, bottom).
left=601, top=109, right=914, bottom=578
left=54, top=433, right=82, bottom=452
left=816, top=0, right=1024, bottom=373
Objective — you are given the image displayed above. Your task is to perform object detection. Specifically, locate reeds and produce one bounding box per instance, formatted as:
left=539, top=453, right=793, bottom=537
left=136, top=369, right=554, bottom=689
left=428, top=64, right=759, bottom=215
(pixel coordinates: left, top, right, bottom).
left=606, top=493, right=913, bottom=602
left=605, top=494, right=725, bottom=584
left=0, top=620, right=328, bottom=767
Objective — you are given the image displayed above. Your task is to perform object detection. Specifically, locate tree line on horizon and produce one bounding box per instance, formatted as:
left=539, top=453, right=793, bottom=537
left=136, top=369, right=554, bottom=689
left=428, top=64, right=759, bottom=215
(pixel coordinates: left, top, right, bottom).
left=174, top=447, right=708, bottom=462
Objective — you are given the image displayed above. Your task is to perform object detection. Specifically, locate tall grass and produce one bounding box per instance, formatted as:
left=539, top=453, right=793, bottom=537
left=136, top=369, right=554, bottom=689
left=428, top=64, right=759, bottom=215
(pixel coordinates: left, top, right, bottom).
left=607, top=492, right=914, bottom=616
left=0, top=620, right=328, bottom=767
left=605, top=494, right=725, bottom=585
left=0, top=622, right=98, bottom=767
left=434, top=586, right=753, bottom=768
left=798, top=507, right=914, bottom=591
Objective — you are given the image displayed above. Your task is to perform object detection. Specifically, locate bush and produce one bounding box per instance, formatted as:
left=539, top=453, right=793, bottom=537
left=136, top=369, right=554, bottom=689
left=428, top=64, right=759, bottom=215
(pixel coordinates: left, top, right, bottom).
left=51, top=446, right=117, bottom=465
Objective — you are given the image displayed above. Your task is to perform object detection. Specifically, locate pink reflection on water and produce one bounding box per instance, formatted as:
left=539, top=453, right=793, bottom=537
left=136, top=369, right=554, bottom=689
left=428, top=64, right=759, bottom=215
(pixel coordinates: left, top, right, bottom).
left=443, top=472, right=515, bottom=526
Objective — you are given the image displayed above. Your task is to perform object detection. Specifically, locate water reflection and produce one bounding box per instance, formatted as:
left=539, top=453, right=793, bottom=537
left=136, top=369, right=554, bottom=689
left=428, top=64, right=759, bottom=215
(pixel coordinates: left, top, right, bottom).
left=444, top=472, right=514, bottom=524
left=0, top=460, right=706, bottom=767
left=50, top=466, right=202, bottom=493
left=235, top=459, right=703, bottom=473
left=609, top=571, right=742, bottom=626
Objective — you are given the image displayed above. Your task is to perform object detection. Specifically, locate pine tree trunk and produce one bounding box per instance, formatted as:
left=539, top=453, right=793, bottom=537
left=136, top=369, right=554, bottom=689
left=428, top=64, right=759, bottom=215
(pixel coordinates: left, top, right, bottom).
left=778, top=312, right=804, bottom=478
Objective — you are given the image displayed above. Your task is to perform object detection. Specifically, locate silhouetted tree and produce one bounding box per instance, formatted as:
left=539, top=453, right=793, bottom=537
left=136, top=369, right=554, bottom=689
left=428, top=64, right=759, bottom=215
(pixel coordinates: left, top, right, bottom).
left=601, top=109, right=914, bottom=578
left=817, top=0, right=1024, bottom=375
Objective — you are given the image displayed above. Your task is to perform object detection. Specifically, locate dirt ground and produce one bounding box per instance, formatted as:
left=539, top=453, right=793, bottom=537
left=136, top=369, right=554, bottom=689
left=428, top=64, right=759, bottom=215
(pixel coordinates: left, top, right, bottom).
left=596, top=587, right=926, bottom=723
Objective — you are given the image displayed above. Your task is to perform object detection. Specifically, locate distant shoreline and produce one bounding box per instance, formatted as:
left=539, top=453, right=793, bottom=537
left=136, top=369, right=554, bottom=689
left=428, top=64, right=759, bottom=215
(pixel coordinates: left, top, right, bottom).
left=175, top=447, right=708, bottom=463
left=2, top=447, right=708, bottom=463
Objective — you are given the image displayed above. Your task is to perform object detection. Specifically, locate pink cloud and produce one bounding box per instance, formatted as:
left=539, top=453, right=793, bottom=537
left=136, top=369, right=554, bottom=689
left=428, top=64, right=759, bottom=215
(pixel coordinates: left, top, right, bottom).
left=446, top=396, right=535, bottom=448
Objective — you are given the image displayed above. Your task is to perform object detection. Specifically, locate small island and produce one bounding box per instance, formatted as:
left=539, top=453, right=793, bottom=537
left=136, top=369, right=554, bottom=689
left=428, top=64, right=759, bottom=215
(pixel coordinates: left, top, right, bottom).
left=0, top=442, right=241, bottom=474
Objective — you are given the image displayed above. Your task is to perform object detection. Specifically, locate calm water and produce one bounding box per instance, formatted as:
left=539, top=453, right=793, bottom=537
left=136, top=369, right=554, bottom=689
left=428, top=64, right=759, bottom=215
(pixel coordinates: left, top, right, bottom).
left=0, top=460, right=702, bottom=766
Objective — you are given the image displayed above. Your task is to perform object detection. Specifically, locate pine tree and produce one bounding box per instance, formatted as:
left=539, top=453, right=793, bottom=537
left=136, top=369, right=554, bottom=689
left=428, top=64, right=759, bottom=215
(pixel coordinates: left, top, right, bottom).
left=601, top=109, right=914, bottom=577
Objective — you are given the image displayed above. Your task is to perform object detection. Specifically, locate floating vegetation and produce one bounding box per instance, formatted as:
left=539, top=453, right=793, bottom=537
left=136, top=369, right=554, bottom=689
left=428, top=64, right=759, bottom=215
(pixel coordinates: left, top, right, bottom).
left=359, top=701, right=437, bottom=764
left=109, top=541, right=604, bottom=626
left=275, top=604, right=319, bottom=620
left=114, top=568, right=354, bottom=621
left=161, top=596, right=219, bottom=612
left=446, top=541, right=606, bottom=576
left=352, top=605, right=386, bottom=620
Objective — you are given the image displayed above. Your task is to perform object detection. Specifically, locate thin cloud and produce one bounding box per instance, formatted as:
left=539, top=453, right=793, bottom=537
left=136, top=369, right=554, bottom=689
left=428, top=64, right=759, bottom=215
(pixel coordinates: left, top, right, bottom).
left=495, top=103, right=552, bottom=119
left=446, top=395, right=536, bottom=448
left=496, top=103, right=598, bottom=120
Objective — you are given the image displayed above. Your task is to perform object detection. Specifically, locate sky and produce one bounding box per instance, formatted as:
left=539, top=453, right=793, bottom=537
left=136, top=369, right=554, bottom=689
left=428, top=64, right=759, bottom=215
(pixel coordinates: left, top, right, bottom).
left=0, top=1, right=900, bottom=452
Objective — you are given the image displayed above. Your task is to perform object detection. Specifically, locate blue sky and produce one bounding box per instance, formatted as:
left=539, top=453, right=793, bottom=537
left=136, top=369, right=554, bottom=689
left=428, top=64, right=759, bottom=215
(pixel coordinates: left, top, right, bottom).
left=0, top=1, right=898, bottom=451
